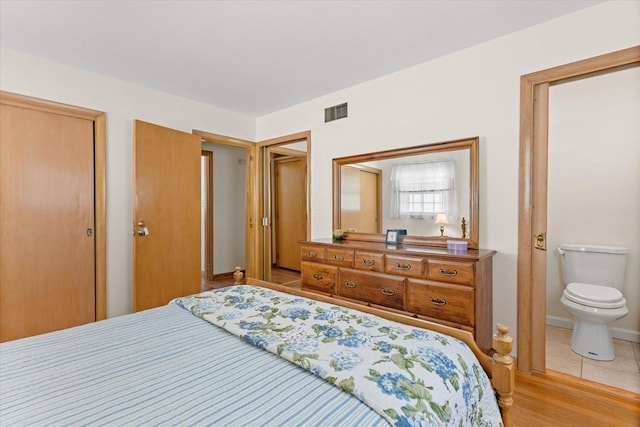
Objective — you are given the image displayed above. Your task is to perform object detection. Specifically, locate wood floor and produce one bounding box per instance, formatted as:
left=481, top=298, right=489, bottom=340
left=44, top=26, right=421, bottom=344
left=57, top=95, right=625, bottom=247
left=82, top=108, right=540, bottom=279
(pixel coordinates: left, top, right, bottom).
left=204, top=272, right=639, bottom=426
left=202, top=267, right=300, bottom=291
left=512, top=370, right=640, bottom=426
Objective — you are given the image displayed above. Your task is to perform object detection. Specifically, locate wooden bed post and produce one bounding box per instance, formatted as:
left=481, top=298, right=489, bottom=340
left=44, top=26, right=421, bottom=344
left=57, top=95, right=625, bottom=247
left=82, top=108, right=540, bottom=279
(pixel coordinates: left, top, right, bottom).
left=492, top=324, right=515, bottom=427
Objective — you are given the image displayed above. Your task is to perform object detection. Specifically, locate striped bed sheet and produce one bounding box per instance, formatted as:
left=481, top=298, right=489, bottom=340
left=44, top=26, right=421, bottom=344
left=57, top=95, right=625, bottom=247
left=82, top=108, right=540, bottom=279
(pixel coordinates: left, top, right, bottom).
left=0, top=303, right=386, bottom=426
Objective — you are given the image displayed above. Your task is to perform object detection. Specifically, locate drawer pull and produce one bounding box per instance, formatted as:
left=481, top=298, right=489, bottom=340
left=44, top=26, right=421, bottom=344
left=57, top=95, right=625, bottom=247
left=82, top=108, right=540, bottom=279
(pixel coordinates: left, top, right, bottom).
left=312, top=273, right=323, bottom=280
left=439, top=268, right=458, bottom=277
left=429, top=297, right=447, bottom=306
left=307, top=251, right=318, bottom=258
left=395, top=263, right=411, bottom=271
left=345, top=281, right=357, bottom=288
left=333, top=255, right=344, bottom=261
left=381, top=288, right=396, bottom=296
left=362, top=259, right=375, bottom=266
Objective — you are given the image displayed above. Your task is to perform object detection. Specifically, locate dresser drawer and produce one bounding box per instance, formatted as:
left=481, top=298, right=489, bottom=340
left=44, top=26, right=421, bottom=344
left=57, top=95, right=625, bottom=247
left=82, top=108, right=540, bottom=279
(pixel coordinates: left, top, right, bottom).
left=354, top=251, right=385, bottom=272
left=385, top=255, right=425, bottom=279
left=338, top=268, right=405, bottom=310
left=301, top=261, right=336, bottom=293
left=326, top=248, right=354, bottom=267
left=300, top=245, right=326, bottom=262
left=406, top=279, right=474, bottom=327
left=427, top=260, right=474, bottom=286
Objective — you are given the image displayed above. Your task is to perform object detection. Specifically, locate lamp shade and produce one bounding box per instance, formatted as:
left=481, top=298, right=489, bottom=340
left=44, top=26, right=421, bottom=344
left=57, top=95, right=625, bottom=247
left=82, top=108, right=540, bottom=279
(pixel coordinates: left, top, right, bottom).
left=435, top=213, right=449, bottom=225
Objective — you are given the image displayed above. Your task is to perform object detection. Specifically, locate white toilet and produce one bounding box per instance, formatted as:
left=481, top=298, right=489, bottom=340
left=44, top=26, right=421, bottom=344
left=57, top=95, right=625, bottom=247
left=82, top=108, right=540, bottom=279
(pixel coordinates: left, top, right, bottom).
left=558, top=243, right=629, bottom=361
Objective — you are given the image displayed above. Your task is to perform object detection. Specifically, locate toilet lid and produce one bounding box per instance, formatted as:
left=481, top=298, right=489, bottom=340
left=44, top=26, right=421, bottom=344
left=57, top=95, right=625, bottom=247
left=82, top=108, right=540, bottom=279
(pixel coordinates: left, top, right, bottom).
left=564, top=282, right=626, bottom=309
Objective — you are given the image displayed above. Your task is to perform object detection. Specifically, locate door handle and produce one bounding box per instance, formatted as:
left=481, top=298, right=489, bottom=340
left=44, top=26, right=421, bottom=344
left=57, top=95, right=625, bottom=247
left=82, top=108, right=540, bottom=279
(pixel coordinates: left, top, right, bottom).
left=136, top=220, right=150, bottom=237
left=534, top=232, right=546, bottom=251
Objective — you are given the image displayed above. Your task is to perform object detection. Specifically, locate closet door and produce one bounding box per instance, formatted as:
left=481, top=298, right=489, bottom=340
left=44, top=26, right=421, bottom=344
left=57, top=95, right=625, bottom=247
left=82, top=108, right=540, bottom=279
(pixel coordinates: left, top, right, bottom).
left=0, top=104, right=95, bottom=342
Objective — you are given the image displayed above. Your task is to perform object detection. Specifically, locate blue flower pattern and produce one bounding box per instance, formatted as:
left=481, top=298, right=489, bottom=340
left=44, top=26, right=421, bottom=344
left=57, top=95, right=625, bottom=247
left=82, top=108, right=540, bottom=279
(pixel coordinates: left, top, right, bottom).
left=173, top=286, right=502, bottom=427
left=375, top=372, right=412, bottom=401
left=330, top=349, right=363, bottom=371
left=337, top=331, right=372, bottom=348
left=282, top=307, right=311, bottom=320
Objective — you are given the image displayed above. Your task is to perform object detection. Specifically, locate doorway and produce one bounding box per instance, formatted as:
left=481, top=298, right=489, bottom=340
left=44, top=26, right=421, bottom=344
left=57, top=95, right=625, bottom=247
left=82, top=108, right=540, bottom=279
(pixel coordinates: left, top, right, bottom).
left=194, top=130, right=255, bottom=282
left=517, top=46, right=640, bottom=374
left=257, top=131, right=311, bottom=284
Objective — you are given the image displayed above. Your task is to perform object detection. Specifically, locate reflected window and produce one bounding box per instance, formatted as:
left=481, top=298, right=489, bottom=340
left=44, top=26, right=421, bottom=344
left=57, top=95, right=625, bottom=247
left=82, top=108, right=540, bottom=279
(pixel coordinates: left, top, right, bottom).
left=389, top=160, right=456, bottom=218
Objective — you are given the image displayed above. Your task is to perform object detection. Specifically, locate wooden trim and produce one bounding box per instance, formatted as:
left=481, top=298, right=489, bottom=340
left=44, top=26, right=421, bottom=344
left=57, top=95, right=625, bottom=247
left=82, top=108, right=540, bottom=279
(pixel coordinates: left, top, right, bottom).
left=0, top=90, right=107, bottom=321
left=194, top=129, right=257, bottom=278
left=246, top=145, right=259, bottom=279
left=255, top=131, right=311, bottom=281
left=193, top=129, right=253, bottom=148
left=257, top=130, right=311, bottom=148
left=0, top=91, right=103, bottom=120
left=530, top=82, right=549, bottom=371
left=247, top=277, right=514, bottom=426
left=94, top=113, right=107, bottom=320
left=201, top=151, right=214, bottom=281
left=517, top=46, right=640, bottom=372
left=268, top=145, right=306, bottom=157
left=521, top=45, right=640, bottom=85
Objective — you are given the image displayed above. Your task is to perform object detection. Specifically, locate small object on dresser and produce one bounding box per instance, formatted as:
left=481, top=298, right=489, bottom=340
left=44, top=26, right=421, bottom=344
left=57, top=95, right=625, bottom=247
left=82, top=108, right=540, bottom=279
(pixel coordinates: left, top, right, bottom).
left=385, top=229, right=400, bottom=244
left=435, top=214, right=448, bottom=237
left=447, top=240, right=468, bottom=253
left=332, top=229, right=345, bottom=241
left=233, top=266, right=244, bottom=284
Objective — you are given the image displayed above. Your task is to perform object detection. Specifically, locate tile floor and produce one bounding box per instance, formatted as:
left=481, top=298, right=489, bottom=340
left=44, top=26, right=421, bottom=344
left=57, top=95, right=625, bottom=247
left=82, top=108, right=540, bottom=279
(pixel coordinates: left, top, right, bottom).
left=545, top=325, right=640, bottom=394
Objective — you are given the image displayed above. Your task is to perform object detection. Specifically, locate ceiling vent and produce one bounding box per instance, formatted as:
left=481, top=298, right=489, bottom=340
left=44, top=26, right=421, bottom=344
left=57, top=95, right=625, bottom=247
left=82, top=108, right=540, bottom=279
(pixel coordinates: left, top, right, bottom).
left=325, top=102, right=348, bottom=123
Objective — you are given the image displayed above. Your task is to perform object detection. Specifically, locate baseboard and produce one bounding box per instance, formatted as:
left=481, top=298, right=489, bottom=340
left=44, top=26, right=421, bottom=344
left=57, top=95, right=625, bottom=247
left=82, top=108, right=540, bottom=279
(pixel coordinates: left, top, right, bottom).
left=546, top=314, right=640, bottom=343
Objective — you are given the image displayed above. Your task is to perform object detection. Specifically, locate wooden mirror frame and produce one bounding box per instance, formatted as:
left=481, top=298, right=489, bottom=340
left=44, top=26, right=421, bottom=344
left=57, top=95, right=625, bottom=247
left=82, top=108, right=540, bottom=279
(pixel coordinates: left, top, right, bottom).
left=332, top=136, right=479, bottom=249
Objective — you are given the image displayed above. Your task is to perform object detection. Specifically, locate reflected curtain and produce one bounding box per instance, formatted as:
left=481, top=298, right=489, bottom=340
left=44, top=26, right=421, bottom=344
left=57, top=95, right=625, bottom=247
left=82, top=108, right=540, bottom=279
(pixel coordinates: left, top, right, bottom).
left=389, top=160, right=457, bottom=219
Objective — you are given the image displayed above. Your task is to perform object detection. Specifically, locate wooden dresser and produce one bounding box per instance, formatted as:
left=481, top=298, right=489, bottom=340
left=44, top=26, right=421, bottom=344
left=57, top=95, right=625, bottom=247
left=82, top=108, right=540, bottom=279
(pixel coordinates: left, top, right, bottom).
left=300, top=238, right=496, bottom=353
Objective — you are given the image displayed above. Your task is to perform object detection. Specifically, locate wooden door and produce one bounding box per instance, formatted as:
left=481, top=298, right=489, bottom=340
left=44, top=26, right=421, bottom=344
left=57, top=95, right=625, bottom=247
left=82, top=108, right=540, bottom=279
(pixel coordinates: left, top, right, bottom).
left=340, top=165, right=381, bottom=233
left=359, top=169, right=381, bottom=233
left=0, top=104, right=95, bottom=342
left=133, top=120, right=201, bottom=311
left=274, top=156, right=305, bottom=271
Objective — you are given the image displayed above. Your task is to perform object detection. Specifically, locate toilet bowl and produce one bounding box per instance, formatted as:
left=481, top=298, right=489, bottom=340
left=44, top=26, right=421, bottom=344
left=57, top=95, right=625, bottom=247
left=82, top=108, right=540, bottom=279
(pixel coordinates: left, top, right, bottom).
left=560, top=282, right=628, bottom=360
left=558, top=244, right=629, bottom=361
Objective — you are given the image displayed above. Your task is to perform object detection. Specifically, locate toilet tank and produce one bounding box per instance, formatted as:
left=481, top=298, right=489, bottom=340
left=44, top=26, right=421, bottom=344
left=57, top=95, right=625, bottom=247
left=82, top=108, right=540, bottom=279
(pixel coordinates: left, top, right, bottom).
left=558, top=244, right=628, bottom=290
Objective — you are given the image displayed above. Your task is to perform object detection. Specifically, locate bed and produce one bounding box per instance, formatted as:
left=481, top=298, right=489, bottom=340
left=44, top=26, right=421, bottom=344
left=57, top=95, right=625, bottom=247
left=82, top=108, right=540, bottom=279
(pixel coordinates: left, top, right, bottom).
left=0, top=280, right=514, bottom=426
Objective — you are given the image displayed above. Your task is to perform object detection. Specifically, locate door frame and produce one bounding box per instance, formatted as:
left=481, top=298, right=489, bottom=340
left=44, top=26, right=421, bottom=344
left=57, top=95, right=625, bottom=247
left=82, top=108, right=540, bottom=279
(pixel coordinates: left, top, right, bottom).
left=517, top=46, right=640, bottom=372
left=193, top=130, right=256, bottom=277
left=0, top=91, right=107, bottom=320
left=201, top=150, right=214, bottom=281
left=256, top=131, right=311, bottom=281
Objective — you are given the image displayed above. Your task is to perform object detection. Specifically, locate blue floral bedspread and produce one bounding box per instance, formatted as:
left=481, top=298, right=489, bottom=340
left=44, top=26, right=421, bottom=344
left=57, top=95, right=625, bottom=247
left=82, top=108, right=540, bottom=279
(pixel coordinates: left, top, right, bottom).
left=173, top=285, right=502, bottom=427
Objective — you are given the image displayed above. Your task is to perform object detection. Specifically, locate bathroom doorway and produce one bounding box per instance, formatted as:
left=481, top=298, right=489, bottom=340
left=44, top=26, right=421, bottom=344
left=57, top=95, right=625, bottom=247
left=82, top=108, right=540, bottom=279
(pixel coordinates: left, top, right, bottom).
left=517, top=46, right=640, bottom=387
left=543, top=66, right=640, bottom=392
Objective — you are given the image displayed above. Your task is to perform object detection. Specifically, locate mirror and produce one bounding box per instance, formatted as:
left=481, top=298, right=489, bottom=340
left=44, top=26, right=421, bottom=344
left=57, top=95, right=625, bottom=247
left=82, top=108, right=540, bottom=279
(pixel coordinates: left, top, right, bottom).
left=332, top=136, right=479, bottom=249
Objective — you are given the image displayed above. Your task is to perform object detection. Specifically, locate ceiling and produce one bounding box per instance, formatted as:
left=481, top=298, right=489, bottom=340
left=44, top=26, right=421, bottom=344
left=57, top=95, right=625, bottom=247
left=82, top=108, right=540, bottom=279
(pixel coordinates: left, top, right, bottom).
left=0, top=0, right=602, bottom=117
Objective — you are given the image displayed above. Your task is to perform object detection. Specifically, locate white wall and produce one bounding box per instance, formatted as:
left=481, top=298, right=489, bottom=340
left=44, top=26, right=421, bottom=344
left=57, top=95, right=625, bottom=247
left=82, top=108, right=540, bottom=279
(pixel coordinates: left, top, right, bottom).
left=546, top=66, right=640, bottom=341
left=256, top=2, right=640, bottom=351
left=0, top=47, right=256, bottom=318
